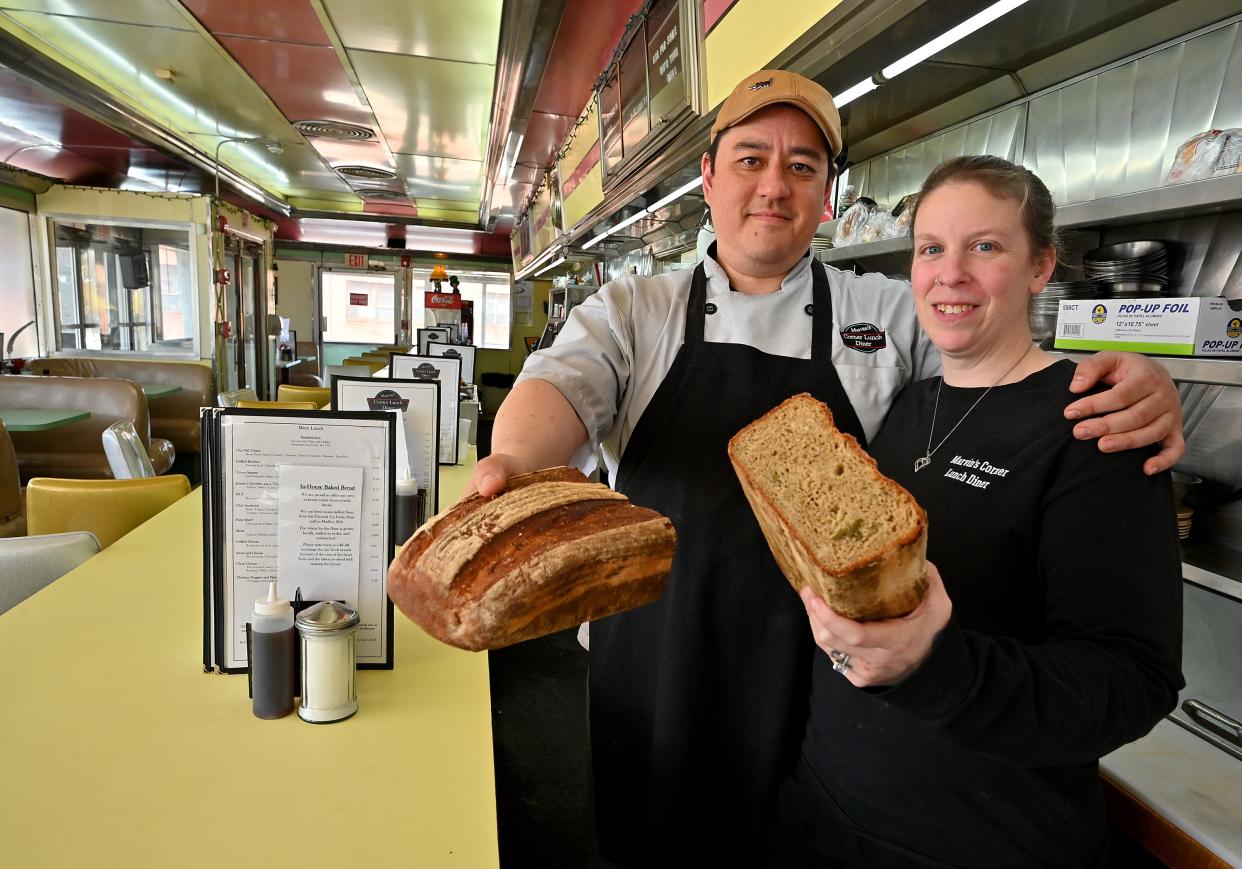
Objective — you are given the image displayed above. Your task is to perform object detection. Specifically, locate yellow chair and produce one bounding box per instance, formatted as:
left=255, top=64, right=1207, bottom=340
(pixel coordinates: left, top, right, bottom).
left=235, top=400, right=319, bottom=410
left=341, top=357, right=386, bottom=374
left=26, top=476, right=191, bottom=548
left=276, top=385, right=331, bottom=407
left=361, top=351, right=390, bottom=361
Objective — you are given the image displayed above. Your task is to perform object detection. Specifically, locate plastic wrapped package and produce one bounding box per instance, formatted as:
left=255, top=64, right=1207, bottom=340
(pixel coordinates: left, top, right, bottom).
left=860, top=210, right=899, bottom=242
left=833, top=198, right=877, bottom=247
left=891, top=193, right=918, bottom=231
left=1165, top=129, right=1242, bottom=184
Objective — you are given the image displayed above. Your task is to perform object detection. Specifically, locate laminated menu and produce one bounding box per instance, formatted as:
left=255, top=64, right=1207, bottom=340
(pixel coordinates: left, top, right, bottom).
left=330, top=375, right=441, bottom=519
left=201, top=407, right=396, bottom=673
left=388, top=353, right=462, bottom=464
left=426, top=340, right=476, bottom=383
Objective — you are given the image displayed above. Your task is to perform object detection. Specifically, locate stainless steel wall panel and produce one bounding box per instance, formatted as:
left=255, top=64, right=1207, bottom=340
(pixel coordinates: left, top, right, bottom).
left=1022, top=23, right=1242, bottom=204
left=1026, top=90, right=1069, bottom=203
left=1062, top=76, right=1100, bottom=204
left=1093, top=63, right=1136, bottom=199
left=852, top=106, right=1023, bottom=208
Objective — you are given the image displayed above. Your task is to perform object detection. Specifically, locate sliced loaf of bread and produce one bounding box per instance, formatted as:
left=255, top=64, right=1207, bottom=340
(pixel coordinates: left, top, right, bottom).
left=728, top=393, right=927, bottom=621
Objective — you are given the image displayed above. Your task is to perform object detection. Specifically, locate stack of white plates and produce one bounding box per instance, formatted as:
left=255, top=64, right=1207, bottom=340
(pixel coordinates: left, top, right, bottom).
left=1030, top=280, right=1102, bottom=339
left=1083, top=241, right=1171, bottom=295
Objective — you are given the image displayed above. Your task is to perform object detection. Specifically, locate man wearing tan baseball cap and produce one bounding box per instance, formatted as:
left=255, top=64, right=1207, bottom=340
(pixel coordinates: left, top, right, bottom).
left=711, top=68, right=844, bottom=158
left=473, top=67, right=1182, bottom=865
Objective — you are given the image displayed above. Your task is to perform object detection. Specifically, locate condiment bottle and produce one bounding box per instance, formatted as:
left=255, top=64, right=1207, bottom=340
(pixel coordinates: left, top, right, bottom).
left=250, top=581, right=296, bottom=719
left=394, top=477, right=422, bottom=545
left=295, top=600, right=360, bottom=724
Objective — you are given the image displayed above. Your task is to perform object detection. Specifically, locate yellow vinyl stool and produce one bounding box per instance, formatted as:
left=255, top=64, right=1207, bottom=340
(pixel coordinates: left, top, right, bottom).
left=26, top=475, right=192, bottom=548
left=235, top=400, right=319, bottom=410
left=276, top=385, right=331, bottom=407
left=341, top=357, right=386, bottom=374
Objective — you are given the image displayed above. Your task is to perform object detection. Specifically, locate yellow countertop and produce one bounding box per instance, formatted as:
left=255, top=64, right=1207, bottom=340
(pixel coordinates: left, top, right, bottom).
left=0, top=448, right=497, bottom=867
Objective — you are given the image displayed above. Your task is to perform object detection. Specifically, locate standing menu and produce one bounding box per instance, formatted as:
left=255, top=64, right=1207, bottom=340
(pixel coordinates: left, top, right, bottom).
left=389, top=353, right=462, bottom=464
left=201, top=407, right=395, bottom=672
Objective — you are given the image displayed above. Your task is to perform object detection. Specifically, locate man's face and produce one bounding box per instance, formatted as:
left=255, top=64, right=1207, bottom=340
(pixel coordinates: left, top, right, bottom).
left=702, top=104, right=833, bottom=283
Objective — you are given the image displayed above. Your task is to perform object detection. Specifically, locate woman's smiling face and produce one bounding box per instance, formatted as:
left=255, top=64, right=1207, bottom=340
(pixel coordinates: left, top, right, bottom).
left=910, top=180, right=1055, bottom=364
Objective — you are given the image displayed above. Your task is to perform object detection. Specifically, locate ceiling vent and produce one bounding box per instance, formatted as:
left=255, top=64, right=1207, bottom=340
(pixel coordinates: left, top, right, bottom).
left=293, top=119, right=376, bottom=140
left=336, top=164, right=399, bottom=180
left=357, top=189, right=409, bottom=201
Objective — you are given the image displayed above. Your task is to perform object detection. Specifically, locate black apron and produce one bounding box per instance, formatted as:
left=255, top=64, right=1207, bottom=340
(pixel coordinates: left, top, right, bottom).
left=589, top=256, right=867, bottom=865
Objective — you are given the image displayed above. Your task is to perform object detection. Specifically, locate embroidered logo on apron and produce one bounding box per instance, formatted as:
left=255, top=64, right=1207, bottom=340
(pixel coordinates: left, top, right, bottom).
left=840, top=322, right=887, bottom=353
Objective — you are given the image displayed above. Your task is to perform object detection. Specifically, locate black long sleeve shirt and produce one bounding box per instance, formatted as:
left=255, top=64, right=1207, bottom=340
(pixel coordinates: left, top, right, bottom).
left=792, top=360, right=1184, bottom=868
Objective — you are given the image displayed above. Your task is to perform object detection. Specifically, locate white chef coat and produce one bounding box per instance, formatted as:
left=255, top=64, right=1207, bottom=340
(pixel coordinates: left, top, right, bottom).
left=517, top=251, right=940, bottom=482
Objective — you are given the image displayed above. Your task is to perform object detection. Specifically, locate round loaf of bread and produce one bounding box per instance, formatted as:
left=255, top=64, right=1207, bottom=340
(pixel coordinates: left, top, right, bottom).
left=388, top=467, right=677, bottom=651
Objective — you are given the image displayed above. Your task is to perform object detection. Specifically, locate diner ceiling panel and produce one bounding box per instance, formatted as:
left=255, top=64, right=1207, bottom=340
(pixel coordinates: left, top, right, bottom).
left=322, top=0, right=502, bottom=65
left=0, top=0, right=194, bottom=30
left=178, top=0, right=332, bottom=45
left=213, top=36, right=372, bottom=129
left=185, top=134, right=347, bottom=194
left=1, top=12, right=296, bottom=141
left=0, top=0, right=578, bottom=251
left=348, top=51, right=492, bottom=161
left=393, top=153, right=482, bottom=200
left=312, top=138, right=395, bottom=169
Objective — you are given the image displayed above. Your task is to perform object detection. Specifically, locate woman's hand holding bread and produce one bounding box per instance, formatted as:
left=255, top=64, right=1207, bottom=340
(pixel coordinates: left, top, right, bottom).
left=800, top=562, right=953, bottom=688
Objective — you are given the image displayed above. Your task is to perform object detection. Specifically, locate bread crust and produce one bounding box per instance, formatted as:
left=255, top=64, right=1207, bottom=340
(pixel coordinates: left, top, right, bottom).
left=388, top=467, right=676, bottom=650
left=728, top=394, right=928, bottom=621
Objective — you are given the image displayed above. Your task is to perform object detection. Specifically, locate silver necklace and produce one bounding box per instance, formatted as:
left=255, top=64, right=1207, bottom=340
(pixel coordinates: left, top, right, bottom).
left=914, top=347, right=1032, bottom=473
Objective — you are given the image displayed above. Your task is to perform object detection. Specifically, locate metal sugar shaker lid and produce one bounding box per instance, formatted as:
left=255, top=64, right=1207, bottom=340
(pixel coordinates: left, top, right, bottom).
left=295, top=600, right=360, bottom=635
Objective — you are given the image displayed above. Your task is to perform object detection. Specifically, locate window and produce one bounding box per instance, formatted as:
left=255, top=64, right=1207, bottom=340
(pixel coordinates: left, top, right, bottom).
left=321, top=270, right=397, bottom=344
left=49, top=219, right=197, bottom=356
left=413, top=269, right=511, bottom=350
left=0, top=207, right=39, bottom=359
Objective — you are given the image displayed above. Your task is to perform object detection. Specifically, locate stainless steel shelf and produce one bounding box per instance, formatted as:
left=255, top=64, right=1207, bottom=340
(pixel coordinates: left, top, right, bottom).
left=1181, top=539, right=1242, bottom=601
left=818, top=234, right=912, bottom=264
left=1055, top=173, right=1242, bottom=230
left=1048, top=351, right=1242, bottom=387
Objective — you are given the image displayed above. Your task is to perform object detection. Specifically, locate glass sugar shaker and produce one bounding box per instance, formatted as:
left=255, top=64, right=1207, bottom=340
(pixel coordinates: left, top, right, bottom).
left=295, top=600, right=360, bottom=724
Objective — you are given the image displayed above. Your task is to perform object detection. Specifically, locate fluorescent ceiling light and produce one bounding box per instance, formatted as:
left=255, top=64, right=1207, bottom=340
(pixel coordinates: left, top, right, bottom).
left=833, top=78, right=878, bottom=108
left=499, top=131, right=524, bottom=182
left=610, top=210, right=648, bottom=235
left=581, top=231, right=609, bottom=250
left=646, top=177, right=703, bottom=214
left=881, top=0, right=1031, bottom=80
left=534, top=255, right=566, bottom=277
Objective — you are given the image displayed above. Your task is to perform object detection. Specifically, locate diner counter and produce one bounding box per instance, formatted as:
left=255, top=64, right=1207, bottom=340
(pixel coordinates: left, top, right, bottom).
left=0, top=449, right=498, bottom=868
left=1102, top=718, right=1242, bottom=867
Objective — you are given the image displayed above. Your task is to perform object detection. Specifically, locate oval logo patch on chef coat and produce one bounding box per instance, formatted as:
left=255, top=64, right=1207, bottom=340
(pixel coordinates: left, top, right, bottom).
left=840, top=322, right=887, bottom=353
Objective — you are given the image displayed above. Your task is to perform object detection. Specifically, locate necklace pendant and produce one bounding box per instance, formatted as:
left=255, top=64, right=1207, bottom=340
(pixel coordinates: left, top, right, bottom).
left=914, top=454, right=931, bottom=473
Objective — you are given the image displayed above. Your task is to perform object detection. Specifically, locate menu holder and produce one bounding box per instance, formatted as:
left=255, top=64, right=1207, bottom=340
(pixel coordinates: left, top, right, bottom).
left=416, top=326, right=452, bottom=355
left=200, top=406, right=395, bottom=673
left=330, top=375, right=441, bottom=518
left=387, top=353, right=461, bottom=465
left=426, top=340, right=476, bottom=383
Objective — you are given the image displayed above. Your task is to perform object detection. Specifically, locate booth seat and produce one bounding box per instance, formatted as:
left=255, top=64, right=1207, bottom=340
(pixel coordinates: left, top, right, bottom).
left=0, top=376, right=174, bottom=482
left=29, top=357, right=213, bottom=455
left=0, top=418, right=25, bottom=538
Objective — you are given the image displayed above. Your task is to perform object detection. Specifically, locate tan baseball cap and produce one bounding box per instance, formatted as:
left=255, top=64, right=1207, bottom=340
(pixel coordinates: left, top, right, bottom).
left=711, top=69, right=842, bottom=159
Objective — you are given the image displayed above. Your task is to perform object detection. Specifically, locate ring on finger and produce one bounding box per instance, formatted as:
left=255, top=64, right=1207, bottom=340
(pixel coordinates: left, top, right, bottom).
left=829, top=649, right=852, bottom=673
